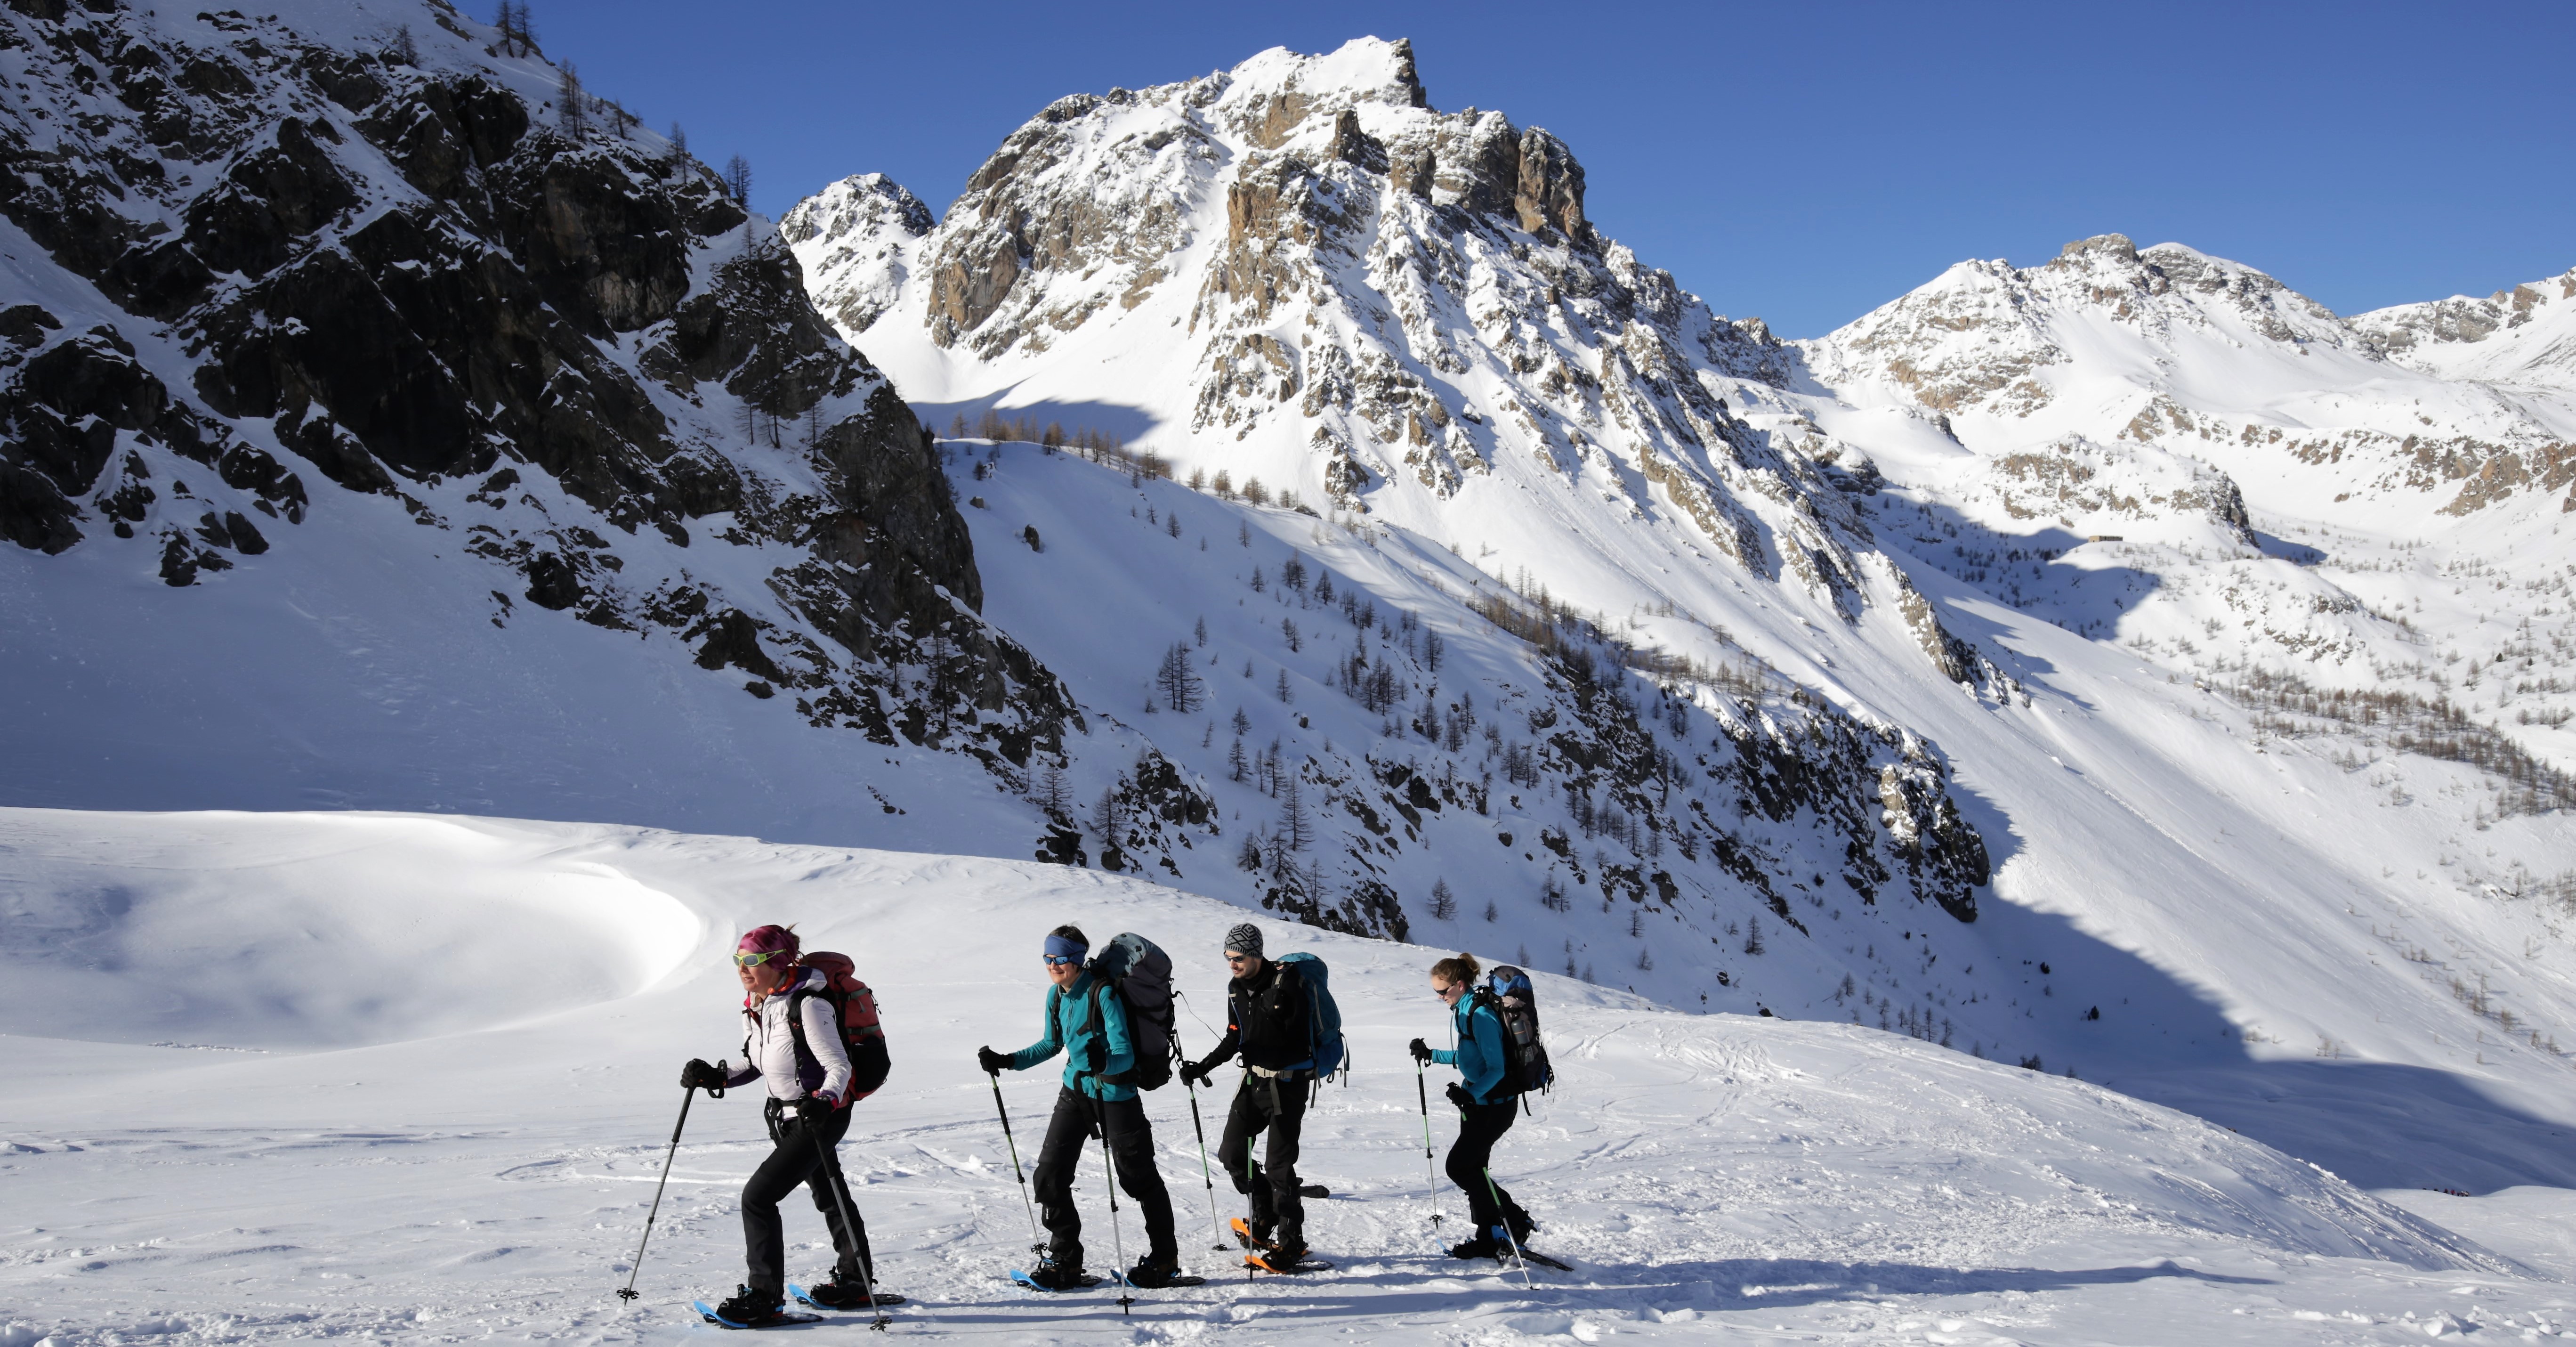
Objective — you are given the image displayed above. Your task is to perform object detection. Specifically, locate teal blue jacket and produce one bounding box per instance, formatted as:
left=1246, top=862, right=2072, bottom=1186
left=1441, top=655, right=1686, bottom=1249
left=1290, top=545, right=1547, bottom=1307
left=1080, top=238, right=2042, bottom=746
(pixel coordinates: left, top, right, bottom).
left=1431, top=994, right=1509, bottom=1105
left=1007, top=970, right=1138, bottom=1102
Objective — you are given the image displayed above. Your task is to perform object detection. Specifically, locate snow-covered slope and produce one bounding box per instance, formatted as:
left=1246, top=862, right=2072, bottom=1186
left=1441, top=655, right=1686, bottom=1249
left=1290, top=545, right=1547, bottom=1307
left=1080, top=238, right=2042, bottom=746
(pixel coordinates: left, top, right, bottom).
left=11, top=807, right=2571, bottom=1346
left=0, top=0, right=1075, bottom=834
left=2356, top=267, right=2576, bottom=389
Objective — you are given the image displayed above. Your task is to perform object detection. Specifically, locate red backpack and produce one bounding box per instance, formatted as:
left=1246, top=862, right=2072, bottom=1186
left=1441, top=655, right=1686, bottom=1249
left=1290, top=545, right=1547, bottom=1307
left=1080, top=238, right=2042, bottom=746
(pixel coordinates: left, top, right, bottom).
left=785, top=952, right=892, bottom=1102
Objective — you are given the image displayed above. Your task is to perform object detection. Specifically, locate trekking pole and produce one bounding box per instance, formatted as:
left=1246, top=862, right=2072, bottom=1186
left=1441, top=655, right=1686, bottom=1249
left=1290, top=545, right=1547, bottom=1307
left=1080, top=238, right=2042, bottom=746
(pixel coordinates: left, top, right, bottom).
left=986, top=1071, right=1045, bottom=1254
left=616, top=1085, right=696, bottom=1303
left=1413, top=1063, right=1443, bottom=1235
left=1175, top=1036, right=1229, bottom=1251
left=802, top=1111, right=890, bottom=1331
left=1484, top=1168, right=1536, bottom=1292
left=1088, top=1092, right=1135, bottom=1315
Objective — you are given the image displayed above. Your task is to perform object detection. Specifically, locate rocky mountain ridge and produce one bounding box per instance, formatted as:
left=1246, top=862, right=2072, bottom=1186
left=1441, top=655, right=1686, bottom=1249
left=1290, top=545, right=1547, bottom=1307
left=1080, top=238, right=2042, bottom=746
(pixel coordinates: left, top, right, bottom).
left=0, top=0, right=1072, bottom=772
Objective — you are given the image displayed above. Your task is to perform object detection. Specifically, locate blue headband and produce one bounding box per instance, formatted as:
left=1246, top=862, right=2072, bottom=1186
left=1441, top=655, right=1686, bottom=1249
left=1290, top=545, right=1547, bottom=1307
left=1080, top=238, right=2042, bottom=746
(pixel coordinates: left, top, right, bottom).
left=1043, top=934, right=1088, bottom=962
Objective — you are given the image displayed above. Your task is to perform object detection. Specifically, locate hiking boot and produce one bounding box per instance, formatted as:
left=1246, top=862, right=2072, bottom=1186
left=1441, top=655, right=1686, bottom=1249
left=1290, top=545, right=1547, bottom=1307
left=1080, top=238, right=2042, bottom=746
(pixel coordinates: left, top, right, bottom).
left=1024, top=1261, right=1091, bottom=1291
left=803, top=1279, right=895, bottom=1309
left=713, top=1284, right=789, bottom=1325
left=1446, top=1234, right=1502, bottom=1261
left=1122, top=1253, right=1186, bottom=1289
left=1229, top=1217, right=1277, bottom=1251
left=1267, top=1239, right=1310, bottom=1268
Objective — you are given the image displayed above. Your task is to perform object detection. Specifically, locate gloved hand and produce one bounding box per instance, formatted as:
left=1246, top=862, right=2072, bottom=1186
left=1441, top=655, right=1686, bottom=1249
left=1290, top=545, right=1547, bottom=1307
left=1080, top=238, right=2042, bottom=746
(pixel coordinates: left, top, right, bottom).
left=1177, top=1060, right=1205, bottom=1088
left=1407, top=1038, right=1433, bottom=1064
left=797, top=1093, right=834, bottom=1124
left=1444, top=1081, right=1472, bottom=1110
left=977, top=1046, right=1010, bottom=1074
left=681, top=1058, right=725, bottom=1090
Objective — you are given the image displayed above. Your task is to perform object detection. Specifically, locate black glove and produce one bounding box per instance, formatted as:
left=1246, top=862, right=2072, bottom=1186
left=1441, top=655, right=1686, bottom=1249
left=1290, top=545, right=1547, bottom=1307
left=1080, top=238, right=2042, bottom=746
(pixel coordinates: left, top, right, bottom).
left=1408, top=1038, right=1433, bottom=1064
left=681, top=1058, right=725, bottom=1090
left=1445, top=1081, right=1472, bottom=1109
left=1177, top=1060, right=1205, bottom=1087
left=796, top=1094, right=833, bottom=1124
left=977, top=1046, right=1010, bottom=1074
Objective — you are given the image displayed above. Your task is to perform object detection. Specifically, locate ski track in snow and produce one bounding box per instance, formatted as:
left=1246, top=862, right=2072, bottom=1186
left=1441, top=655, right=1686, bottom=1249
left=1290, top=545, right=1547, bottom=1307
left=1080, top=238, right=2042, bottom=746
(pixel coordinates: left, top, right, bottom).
left=7, top=808, right=2576, bottom=1346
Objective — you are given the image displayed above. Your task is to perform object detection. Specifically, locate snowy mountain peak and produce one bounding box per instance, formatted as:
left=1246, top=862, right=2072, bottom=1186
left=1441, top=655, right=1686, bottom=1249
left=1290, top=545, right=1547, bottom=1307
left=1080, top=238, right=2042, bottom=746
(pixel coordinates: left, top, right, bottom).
left=2355, top=266, right=2576, bottom=388
left=779, top=172, right=933, bottom=335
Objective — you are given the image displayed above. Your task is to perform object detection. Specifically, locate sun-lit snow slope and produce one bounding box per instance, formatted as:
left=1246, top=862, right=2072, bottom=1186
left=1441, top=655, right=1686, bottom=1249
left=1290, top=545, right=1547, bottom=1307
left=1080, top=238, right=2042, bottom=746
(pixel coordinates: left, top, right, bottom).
left=11, top=807, right=2574, bottom=1347
left=1788, top=235, right=2576, bottom=772
left=951, top=441, right=2576, bottom=1197
left=2356, top=267, right=2576, bottom=389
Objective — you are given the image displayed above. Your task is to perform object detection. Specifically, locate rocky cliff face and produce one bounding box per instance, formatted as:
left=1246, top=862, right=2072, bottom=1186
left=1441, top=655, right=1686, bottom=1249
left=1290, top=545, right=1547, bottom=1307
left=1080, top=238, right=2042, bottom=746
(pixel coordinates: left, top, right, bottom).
left=0, top=0, right=1071, bottom=769
left=787, top=39, right=2005, bottom=954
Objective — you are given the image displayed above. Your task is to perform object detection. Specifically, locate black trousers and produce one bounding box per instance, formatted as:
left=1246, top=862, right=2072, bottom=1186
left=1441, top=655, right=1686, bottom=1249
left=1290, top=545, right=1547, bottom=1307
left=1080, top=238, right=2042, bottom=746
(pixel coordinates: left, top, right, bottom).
left=742, top=1102, right=871, bottom=1295
left=1447, top=1096, right=1526, bottom=1234
left=1029, top=1085, right=1176, bottom=1270
left=1214, top=1072, right=1307, bottom=1244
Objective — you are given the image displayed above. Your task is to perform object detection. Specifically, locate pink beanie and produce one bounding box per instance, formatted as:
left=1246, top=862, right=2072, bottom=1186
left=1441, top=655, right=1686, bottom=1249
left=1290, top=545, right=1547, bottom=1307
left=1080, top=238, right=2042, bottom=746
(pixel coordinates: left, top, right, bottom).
left=737, top=924, right=800, bottom=960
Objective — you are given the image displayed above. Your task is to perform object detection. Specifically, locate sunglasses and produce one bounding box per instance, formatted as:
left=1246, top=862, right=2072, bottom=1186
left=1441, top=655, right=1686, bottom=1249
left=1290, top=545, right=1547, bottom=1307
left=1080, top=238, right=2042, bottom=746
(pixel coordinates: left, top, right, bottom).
left=1433, top=983, right=1461, bottom=999
left=1042, top=955, right=1079, bottom=968
left=735, top=949, right=786, bottom=968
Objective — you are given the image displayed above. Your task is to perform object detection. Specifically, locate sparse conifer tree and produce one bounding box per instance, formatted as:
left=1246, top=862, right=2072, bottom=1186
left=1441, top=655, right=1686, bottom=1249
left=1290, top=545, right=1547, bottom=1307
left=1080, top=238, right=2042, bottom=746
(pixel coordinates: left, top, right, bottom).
left=1155, top=642, right=1203, bottom=714
left=722, top=154, right=753, bottom=208
left=557, top=63, right=587, bottom=133
left=1429, top=878, right=1456, bottom=921
left=1214, top=471, right=1235, bottom=500
left=1279, top=776, right=1312, bottom=852
left=1195, top=616, right=1209, bottom=647
left=668, top=122, right=687, bottom=156
left=1275, top=669, right=1292, bottom=704
left=1249, top=566, right=1264, bottom=593
left=1242, top=476, right=1269, bottom=506
left=1167, top=514, right=1183, bottom=539
left=1032, top=758, right=1070, bottom=819
left=387, top=24, right=420, bottom=64
left=1227, top=736, right=1249, bottom=782
left=1483, top=899, right=1498, bottom=923
left=1744, top=916, right=1765, bottom=956
left=1280, top=618, right=1300, bottom=653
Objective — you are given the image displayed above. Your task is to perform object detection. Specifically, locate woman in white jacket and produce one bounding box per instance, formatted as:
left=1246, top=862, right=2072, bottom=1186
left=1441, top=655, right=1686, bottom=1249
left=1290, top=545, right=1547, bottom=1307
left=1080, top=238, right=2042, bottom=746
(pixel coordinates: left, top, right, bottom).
left=680, top=925, right=880, bottom=1324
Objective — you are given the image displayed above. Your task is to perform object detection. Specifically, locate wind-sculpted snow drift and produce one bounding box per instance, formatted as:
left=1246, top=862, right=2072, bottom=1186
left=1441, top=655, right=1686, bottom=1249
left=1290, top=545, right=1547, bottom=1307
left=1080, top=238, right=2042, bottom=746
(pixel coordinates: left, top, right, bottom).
left=6, top=807, right=2560, bottom=1346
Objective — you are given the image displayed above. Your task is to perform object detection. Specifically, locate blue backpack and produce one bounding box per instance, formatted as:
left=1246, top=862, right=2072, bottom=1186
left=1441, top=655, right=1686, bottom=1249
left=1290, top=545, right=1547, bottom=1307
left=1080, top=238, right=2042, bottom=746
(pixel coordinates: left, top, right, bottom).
left=1275, top=952, right=1346, bottom=1080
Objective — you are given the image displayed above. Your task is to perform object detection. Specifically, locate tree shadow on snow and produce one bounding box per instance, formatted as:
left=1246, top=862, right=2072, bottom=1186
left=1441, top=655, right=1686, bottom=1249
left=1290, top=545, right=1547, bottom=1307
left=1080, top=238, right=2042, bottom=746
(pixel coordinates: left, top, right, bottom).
left=1621, top=1256, right=2272, bottom=1307
left=906, top=386, right=1161, bottom=444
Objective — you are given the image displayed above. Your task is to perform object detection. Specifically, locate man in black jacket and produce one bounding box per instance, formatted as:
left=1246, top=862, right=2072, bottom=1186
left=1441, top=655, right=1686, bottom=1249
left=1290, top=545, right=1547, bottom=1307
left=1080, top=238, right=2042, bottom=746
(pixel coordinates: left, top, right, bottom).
left=1178, top=922, right=1314, bottom=1269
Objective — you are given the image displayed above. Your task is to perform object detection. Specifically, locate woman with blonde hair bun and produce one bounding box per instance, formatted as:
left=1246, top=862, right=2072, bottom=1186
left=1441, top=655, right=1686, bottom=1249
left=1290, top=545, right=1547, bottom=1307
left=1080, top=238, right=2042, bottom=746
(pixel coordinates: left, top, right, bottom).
left=1407, top=953, right=1536, bottom=1260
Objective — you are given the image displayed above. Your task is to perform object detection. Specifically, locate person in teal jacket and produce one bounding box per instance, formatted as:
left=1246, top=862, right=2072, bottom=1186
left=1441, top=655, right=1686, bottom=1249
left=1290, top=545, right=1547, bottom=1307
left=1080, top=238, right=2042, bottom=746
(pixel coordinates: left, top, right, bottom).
left=1407, top=952, right=1535, bottom=1261
left=977, top=925, right=1179, bottom=1288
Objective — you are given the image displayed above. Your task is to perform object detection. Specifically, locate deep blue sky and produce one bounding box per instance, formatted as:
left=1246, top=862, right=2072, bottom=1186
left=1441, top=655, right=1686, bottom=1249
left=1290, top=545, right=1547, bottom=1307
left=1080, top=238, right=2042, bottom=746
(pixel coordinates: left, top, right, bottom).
left=525, top=0, right=2574, bottom=337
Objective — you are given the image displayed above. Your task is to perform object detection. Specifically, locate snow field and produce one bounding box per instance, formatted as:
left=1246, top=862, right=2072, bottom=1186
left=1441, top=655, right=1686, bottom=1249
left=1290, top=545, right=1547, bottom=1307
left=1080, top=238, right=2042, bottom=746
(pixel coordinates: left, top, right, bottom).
left=9, top=807, right=2576, bottom=1345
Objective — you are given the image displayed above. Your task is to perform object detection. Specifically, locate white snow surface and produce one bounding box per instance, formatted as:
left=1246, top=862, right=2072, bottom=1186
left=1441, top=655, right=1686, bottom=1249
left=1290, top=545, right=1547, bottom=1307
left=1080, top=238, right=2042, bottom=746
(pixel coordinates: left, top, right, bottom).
left=10, top=806, right=2576, bottom=1347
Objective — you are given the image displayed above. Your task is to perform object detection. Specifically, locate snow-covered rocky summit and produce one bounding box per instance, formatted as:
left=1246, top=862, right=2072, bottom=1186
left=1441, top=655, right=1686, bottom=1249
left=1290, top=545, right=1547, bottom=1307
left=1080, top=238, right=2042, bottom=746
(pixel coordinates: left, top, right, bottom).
left=0, top=0, right=1075, bottom=794
left=787, top=38, right=1901, bottom=633
left=2355, top=266, right=2576, bottom=389
left=1789, top=233, right=2576, bottom=733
